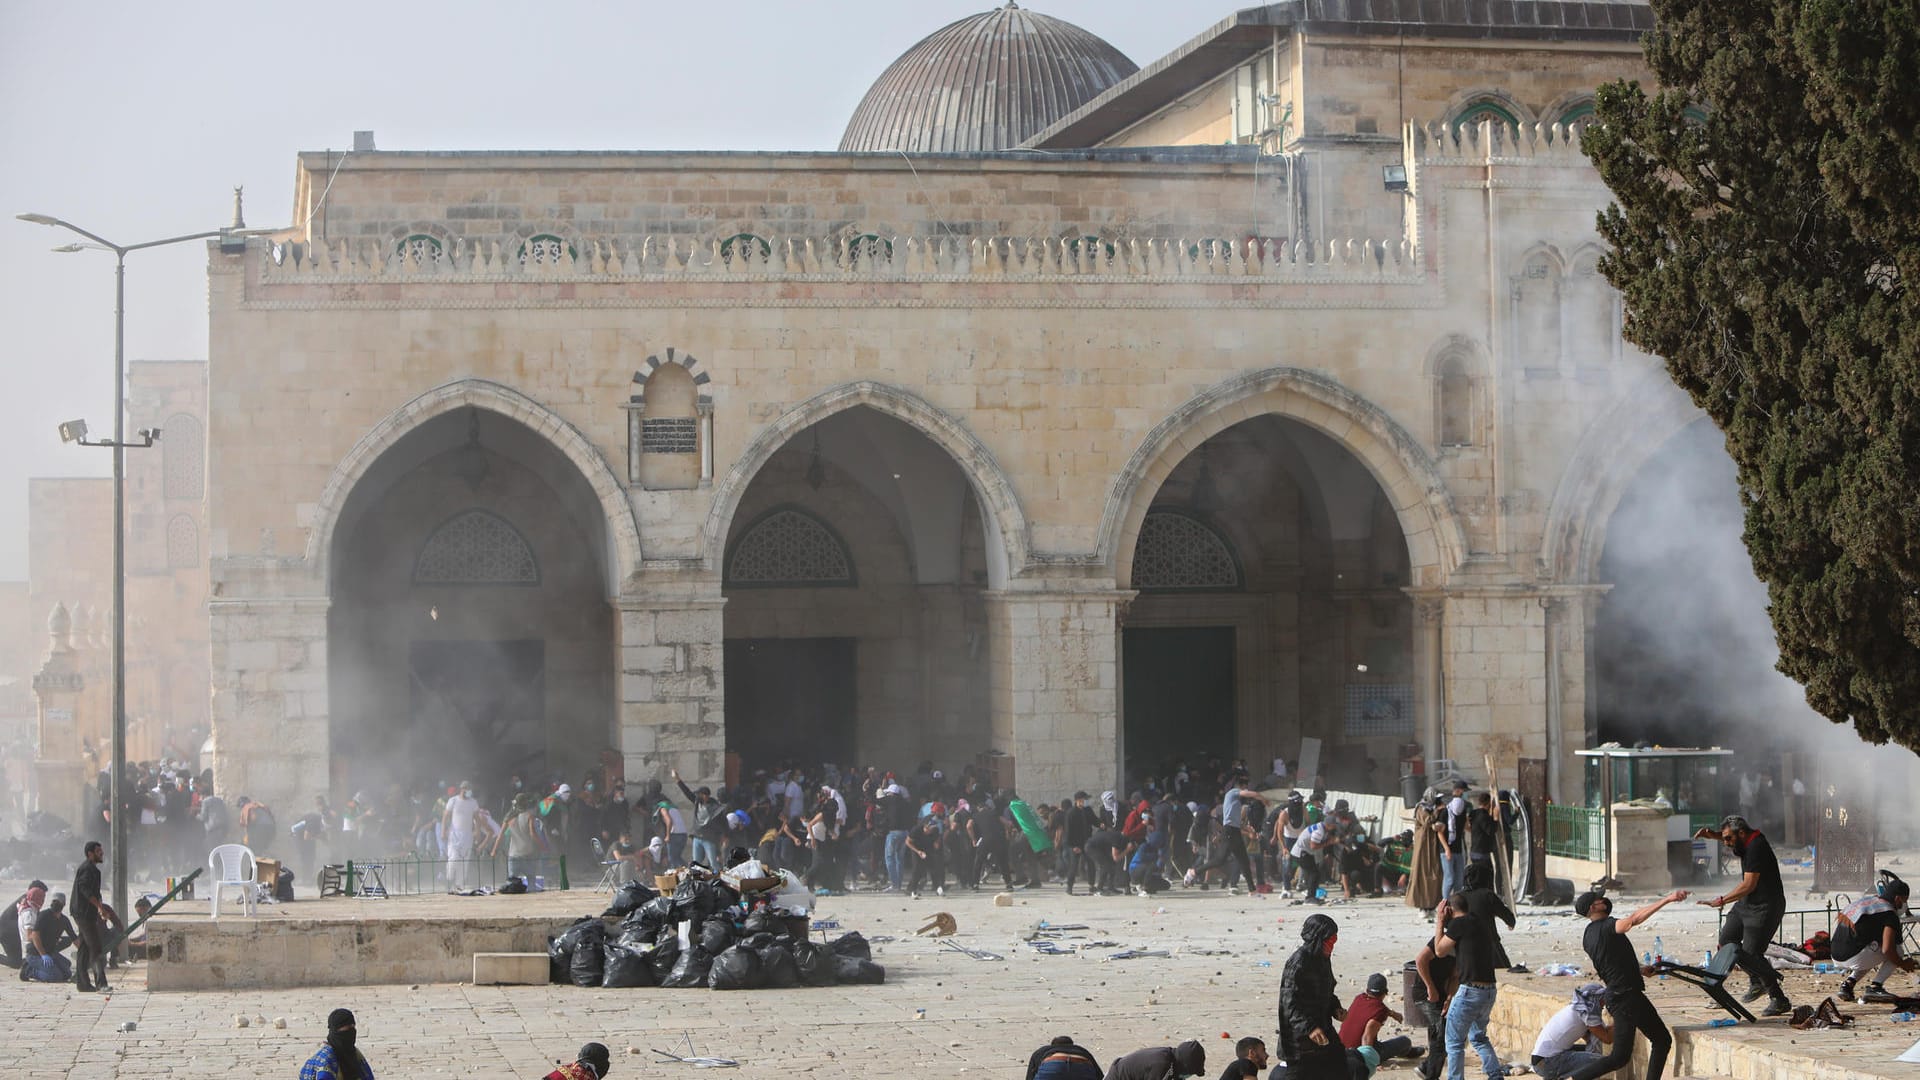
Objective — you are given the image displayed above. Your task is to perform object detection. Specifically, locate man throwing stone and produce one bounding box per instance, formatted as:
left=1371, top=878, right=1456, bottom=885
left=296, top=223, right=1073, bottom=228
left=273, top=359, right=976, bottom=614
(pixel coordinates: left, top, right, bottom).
left=1693, top=815, right=1791, bottom=1017
left=1568, top=888, right=1688, bottom=1080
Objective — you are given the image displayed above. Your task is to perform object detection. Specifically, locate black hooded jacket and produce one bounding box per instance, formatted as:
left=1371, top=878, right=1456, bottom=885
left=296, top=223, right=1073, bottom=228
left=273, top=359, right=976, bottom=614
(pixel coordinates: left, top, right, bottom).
left=1279, top=934, right=1343, bottom=1071
left=1108, top=1040, right=1205, bottom=1080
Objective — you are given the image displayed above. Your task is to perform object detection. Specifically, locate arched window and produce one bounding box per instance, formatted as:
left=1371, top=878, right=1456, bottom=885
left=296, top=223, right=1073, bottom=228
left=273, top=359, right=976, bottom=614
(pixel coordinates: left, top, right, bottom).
left=636, top=362, right=700, bottom=490
left=1514, top=250, right=1564, bottom=370
left=1557, top=99, right=1597, bottom=131
left=1450, top=98, right=1522, bottom=138
left=165, top=514, right=198, bottom=569
left=394, top=234, right=444, bottom=266
left=1436, top=352, right=1476, bottom=447
left=719, top=233, right=771, bottom=267
left=412, top=509, right=539, bottom=585
left=1564, top=250, right=1617, bottom=365
left=1132, top=510, right=1242, bottom=591
left=725, top=507, right=855, bottom=587
left=162, top=413, right=204, bottom=500
left=518, top=234, right=575, bottom=267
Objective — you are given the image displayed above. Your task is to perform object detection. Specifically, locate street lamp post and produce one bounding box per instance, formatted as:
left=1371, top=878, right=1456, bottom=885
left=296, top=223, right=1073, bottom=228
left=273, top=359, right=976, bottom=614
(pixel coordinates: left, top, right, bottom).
left=17, top=212, right=225, bottom=928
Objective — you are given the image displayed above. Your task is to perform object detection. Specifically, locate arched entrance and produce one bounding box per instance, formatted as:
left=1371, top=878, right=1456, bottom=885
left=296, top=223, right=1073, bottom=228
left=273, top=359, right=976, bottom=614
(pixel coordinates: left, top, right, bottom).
left=326, top=403, right=617, bottom=795
left=1118, top=415, right=1415, bottom=792
left=719, top=404, right=995, bottom=775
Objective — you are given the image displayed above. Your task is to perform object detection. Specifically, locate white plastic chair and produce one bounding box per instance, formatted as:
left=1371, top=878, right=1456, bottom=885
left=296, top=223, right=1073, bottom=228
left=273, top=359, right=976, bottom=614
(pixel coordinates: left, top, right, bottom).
left=208, top=843, right=258, bottom=919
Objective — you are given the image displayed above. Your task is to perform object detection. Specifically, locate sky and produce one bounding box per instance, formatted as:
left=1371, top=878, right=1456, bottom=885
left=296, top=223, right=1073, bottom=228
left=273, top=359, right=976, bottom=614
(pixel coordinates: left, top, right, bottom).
left=0, top=0, right=1204, bottom=580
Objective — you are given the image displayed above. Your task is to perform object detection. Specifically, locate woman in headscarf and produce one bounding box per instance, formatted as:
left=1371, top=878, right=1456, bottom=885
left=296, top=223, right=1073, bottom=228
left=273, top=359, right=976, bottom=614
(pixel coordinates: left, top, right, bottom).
left=1406, top=794, right=1444, bottom=916
left=1279, top=913, right=1348, bottom=1080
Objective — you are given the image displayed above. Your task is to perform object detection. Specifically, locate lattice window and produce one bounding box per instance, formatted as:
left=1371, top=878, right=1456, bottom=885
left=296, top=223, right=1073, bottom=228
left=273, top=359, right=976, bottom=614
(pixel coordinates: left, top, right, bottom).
left=395, top=234, right=444, bottom=266
left=1344, top=684, right=1414, bottom=737
left=725, top=508, right=854, bottom=587
left=165, top=514, right=198, bottom=569
left=1132, top=511, right=1242, bottom=591
left=162, top=413, right=204, bottom=500
left=719, top=233, right=771, bottom=266
left=518, top=234, right=574, bottom=267
left=412, top=509, right=539, bottom=585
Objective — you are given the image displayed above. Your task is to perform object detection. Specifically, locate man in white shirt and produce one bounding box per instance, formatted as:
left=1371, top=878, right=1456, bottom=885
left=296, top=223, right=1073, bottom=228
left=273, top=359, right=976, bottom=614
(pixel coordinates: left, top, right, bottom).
left=1530, top=985, right=1612, bottom=1080
left=1442, top=780, right=1470, bottom=900
left=442, top=781, right=482, bottom=893
left=782, top=775, right=805, bottom=820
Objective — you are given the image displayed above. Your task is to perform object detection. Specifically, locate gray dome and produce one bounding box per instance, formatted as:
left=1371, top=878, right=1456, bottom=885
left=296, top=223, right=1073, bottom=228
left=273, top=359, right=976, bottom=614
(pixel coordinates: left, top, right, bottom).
left=839, top=3, right=1138, bottom=153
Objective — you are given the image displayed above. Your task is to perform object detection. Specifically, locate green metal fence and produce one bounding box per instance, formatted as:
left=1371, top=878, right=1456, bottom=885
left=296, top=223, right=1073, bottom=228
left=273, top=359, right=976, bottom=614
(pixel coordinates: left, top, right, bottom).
left=1544, top=804, right=1607, bottom=861
left=344, top=853, right=569, bottom=896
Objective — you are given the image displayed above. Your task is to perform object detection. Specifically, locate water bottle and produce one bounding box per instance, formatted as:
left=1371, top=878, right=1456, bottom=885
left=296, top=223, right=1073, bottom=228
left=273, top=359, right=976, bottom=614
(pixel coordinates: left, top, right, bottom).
left=1894, top=1012, right=1916, bottom=1023
left=1708, top=1018, right=1738, bottom=1028
left=1653, top=936, right=1664, bottom=961
left=1814, top=962, right=1834, bottom=974
left=1316, top=886, right=1327, bottom=900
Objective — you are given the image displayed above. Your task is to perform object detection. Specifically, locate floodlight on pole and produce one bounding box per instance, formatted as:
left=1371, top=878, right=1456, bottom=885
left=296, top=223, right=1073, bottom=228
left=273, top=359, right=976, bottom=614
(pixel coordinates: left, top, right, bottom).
left=17, top=209, right=227, bottom=935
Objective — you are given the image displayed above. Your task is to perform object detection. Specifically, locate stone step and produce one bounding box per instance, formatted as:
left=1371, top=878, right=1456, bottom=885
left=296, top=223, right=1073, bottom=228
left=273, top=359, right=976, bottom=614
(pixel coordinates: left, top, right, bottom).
left=472, top=952, right=548, bottom=986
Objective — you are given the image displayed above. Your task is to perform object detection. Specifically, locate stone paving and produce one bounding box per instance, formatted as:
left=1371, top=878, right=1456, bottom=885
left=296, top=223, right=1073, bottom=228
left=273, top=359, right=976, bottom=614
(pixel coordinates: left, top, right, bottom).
left=6, top=866, right=1920, bottom=1078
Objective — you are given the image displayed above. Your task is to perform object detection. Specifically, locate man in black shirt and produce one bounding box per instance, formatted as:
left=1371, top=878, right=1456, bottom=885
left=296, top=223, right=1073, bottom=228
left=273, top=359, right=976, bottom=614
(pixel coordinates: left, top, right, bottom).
left=1064, top=792, right=1098, bottom=895
left=1568, top=888, right=1688, bottom=1080
left=1433, top=892, right=1504, bottom=1080
left=1218, top=1036, right=1268, bottom=1080
left=71, top=839, right=119, bottom=993
left=1412, top=935, right=1458, bottom=1080
left=1694, top=815, right=1791, bottom=1016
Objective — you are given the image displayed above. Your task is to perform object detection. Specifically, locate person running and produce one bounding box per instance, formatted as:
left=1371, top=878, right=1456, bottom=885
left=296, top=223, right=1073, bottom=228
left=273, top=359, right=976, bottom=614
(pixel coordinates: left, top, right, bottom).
left=299, top=1008, right=374, bottom=1080
left=1693, top=815, right=1791, bottom=1016
left=1433, top=892, right=1503, bottom=1080
left=1278, top=913, right=1347, bottom=1080
left=1063, top=791, right=1098, bottom=895
left=1568, top=888, right=1688, bottom=1080
left=1218, top=772, right=1266, bottom=896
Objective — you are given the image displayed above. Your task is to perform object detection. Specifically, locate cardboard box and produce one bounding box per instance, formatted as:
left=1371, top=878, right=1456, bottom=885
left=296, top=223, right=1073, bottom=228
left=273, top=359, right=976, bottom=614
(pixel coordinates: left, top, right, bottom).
left=255, top=857, right=281, bottom=886
left=654, top=871, right=681, bottom=894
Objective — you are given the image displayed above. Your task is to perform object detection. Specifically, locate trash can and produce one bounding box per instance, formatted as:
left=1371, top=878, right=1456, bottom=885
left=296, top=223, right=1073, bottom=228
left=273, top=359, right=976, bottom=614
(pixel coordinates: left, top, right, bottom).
left=1401, top=772, right=1426, bottom=809
left=1402, top=960, right=1428, bottom=1023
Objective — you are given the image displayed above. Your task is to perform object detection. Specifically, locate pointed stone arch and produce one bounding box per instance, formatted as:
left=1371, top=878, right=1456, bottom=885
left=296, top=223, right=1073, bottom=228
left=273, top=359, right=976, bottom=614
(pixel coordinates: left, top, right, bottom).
left=306, top=378, right=641, bottom=592
left=1100, top=367, right=1466, bottom=589
left=1541, top=370, right=1708, bottom=584
left=703, top=381, right=1028, bottom=587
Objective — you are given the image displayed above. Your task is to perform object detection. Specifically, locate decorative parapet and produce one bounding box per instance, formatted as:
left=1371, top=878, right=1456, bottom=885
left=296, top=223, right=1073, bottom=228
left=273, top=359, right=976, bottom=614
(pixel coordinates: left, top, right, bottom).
left=1407, top=118, right=1592, bottom=166
left=254, top=232, right=1421, bottom=285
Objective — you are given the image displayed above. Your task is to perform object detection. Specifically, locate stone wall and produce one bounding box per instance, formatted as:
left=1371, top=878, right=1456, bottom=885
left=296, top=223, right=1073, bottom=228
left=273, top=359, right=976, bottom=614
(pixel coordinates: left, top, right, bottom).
left=147, top=915, right=564, bottom=991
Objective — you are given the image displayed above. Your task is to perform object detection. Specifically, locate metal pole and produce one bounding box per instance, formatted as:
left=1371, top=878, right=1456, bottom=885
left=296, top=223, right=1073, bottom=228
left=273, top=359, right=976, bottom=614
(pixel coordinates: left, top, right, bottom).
left=110, top=250, right=129, bottom=926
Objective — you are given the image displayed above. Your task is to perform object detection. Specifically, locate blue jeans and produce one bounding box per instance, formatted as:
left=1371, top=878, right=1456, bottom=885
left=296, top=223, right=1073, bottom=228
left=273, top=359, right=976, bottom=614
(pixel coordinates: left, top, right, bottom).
left=689, top=836, right=720, bottom=869
left=884, top=830, right=909, bottom=889
left=1442, top=850, right=1465, bottom=900
left=1445, top=983, right=1502, bottom=1080
left=25, top=953, right=72, bottom=982
left=668, top=833, right=688, bottom=868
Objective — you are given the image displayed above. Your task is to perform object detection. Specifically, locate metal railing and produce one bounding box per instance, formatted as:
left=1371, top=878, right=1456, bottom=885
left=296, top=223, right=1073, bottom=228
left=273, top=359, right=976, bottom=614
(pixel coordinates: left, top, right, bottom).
left=343, top=853, right=569, bottom=896
left=1544, top=804, right=1607, bottom=861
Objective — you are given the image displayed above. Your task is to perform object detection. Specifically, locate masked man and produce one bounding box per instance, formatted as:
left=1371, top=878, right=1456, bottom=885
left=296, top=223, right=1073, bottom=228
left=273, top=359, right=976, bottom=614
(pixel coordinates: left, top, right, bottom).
left=299, top=1008, right=374, bottom=1080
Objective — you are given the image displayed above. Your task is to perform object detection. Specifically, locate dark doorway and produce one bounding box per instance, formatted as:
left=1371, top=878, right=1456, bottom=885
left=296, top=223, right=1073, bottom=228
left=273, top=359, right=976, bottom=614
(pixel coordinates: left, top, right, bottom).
left=725, top=638, right=857, bottom=770
left=1123, top=626, right=1236, bottom=777
left=406, top=640, right=547, bottom=785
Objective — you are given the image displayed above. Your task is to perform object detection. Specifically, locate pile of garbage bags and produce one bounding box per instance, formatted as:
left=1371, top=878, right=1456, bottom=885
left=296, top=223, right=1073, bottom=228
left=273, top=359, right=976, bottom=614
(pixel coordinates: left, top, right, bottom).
left=550, top=875, right=885, bottom=990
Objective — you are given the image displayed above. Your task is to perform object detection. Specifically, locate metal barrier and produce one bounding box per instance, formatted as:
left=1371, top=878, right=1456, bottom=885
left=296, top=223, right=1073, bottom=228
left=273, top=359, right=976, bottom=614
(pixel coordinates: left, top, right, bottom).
left=1543, top=804, right=1607, bottom=861
left=343, top=853, right=570, bottom=895
left=1716, top=902, right=1837, bottom=948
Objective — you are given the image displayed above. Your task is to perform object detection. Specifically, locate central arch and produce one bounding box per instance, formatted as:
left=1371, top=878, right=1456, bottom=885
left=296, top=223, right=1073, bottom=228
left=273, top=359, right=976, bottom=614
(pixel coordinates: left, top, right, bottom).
left=1101, top=367, right=1466, bottom=589
left=705, top=381, right=1028, bottom=588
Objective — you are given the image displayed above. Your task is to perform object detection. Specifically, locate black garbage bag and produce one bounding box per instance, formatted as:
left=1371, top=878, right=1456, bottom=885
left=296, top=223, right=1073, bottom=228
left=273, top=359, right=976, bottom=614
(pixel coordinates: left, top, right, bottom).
left=548, top=916, right=600, bottom=984
left=601, top=942, right=656, bottom=988
left=826, top=931, right=871, bottom=961
left=620, top=909, right=663, bottom=945
left=793, top=941, right=836, bottom=987
left=670, top=878, right=737, bottom=924
left=661, top=946, right=712, bottom=988
left=707, top=944, right=763, bottom=990
left=699, top=916, right=738, bottom=956
left=637, top=895, right=675, bottom=924
left=832, top=954, right=886, bottom=985
left=602, top=880, right=658, bottom=918
left=569, top=921, right=610, bottom=988
left=648, top=929, right=682, bottom=983
left=741, top=910, right=776, bottom=937
left=758, top=942, right=801, bottom=988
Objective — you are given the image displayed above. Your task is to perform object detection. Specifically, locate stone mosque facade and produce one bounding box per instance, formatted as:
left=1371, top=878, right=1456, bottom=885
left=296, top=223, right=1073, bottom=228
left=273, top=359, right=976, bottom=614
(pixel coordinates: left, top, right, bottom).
left=99, top=1, right=1716, bottom=811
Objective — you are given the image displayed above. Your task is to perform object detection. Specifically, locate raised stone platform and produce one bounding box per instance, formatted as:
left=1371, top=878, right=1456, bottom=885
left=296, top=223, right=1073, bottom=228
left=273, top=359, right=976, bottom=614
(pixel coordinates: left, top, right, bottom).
left=143, top=891, right=586, bottom=990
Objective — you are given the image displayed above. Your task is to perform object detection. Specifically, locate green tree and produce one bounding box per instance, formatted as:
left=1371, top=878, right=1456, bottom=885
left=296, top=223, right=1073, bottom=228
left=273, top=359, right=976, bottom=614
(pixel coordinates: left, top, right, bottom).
left=1584, top=0, right=1920, bottom=749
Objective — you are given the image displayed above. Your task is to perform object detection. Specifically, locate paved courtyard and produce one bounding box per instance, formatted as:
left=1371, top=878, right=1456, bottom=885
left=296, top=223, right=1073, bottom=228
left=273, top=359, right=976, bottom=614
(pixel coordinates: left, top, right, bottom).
left=6, top=856, right=1920, bottom=1079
